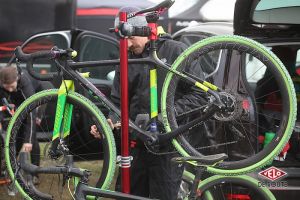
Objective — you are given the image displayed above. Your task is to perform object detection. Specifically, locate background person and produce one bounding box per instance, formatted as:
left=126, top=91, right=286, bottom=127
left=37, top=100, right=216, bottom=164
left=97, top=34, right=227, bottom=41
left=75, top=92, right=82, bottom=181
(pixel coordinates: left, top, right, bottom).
left=91, top=6, right=206, bottom=200
left=0, top=66, right=42, bottom=184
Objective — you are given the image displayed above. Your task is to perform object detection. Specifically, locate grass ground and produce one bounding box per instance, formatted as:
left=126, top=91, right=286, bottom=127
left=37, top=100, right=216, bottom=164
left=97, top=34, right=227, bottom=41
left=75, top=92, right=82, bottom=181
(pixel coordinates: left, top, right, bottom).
left=0, top=143, right=118, bottom=200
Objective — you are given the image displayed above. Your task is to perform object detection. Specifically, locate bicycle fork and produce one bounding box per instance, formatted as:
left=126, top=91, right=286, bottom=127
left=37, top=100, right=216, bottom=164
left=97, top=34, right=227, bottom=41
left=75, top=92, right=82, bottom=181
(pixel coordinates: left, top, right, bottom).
left=49, top=73, right=89, bottom=159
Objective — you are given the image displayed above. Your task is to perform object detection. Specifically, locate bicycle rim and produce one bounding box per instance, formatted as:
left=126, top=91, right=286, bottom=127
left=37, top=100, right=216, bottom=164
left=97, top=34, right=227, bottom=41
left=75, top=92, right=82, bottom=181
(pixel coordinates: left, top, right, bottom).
left=161, top=35, right=297, bottom=175
left=5, top=89, right=116, bottom=199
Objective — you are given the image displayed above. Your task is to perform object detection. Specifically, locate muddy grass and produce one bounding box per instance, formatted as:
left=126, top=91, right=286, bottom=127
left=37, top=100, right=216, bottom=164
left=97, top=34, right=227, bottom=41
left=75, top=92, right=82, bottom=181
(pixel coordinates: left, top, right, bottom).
left=0, top=143, right=118, bottom=200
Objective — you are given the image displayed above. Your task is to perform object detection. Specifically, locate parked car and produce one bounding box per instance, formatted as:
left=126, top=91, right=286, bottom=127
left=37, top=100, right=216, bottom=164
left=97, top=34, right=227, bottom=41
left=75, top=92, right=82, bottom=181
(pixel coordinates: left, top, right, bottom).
left=167, top=0, right=236, bottom=33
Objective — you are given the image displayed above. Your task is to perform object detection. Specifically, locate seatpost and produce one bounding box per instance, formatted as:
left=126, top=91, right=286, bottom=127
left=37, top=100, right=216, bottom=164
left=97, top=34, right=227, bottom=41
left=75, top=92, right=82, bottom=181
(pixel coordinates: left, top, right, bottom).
left=146, top=13, right=159, bottom=42
left=119, top=11, right=131, bottom=194
left=147, top=12, right=159, bottom=51
left=190, top=167, right=206, bottom=199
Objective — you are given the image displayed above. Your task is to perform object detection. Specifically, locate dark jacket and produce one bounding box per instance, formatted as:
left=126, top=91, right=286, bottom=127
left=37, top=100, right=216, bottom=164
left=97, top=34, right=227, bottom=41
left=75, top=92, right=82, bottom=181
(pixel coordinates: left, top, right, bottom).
left=0, top=70, right=36, bottom=143
left=110, top=34, right=204, bottom=121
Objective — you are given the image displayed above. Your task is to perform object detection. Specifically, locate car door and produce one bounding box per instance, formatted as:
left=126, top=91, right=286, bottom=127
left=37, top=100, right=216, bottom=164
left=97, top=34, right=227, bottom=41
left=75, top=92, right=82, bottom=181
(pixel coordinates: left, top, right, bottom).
left=70, top=31, right=119, bottom=155
left=72, top=30, right=119, bottom=116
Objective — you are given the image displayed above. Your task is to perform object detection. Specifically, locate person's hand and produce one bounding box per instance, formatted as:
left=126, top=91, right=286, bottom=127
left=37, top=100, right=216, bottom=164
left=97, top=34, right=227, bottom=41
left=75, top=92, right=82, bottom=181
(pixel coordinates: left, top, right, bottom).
left=90, top=124, right=101, bottom=139
left=22, top=143, right=33, bottom=152
left=90, top=119, right=121, bottom=139
left=36, top=117, right=42, bottom=126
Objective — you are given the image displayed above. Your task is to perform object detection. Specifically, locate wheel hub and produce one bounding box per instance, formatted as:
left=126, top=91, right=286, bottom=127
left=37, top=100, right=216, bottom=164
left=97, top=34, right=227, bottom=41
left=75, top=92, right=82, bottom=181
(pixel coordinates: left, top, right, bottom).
left=214, top=91, right=243, bottom=121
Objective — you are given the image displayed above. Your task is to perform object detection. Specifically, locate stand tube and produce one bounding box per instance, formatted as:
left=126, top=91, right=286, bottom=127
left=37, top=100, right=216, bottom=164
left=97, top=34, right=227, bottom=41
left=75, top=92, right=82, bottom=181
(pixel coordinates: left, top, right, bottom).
left=119, top=11, right=130, bottom=194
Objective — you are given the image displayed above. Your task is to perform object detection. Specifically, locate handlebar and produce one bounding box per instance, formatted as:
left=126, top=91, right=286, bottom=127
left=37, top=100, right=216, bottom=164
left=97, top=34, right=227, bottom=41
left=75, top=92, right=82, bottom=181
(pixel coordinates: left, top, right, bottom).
left=19, top=152, right=90, bottom=199
left=19, top=152, right=83, bottom=176
left=15, top=46, right=77, bottom=81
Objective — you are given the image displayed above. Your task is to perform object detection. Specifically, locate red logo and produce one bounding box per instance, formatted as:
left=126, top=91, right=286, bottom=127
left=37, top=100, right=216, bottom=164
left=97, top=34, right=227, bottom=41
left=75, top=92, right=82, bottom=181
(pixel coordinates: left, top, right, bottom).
left=259, top=166, right=287, bottom=181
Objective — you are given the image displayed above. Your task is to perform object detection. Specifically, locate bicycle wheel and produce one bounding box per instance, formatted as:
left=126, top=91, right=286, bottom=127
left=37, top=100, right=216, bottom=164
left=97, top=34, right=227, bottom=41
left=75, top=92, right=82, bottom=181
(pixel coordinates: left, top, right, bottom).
left=179, top=171, right=275, bottom=200
left=161, top=35, right=297, bottom=175
left=196, top=175, right=276, bottom=200
left=5, top=89, right=116, bottom=199
left=0, top=133, right=3, bottom=174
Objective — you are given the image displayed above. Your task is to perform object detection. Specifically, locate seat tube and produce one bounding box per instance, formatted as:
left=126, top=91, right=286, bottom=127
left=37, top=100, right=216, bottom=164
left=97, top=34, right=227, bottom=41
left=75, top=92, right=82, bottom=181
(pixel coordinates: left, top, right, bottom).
left=149, top=67, right=158, bottom=132
left=148, top=13, right=159, bottom=131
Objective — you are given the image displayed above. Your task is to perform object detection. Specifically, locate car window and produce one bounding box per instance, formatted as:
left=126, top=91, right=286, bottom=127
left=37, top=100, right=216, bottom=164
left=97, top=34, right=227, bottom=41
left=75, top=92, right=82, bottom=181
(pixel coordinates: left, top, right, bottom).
left=253, top=0, right=300, bottom=24
left=245, top=54, right=266, bottom=83
left=78, top=35, right=119, bottom=80
left=20, top=34, right=69, bottom=74
left=178, top=34, right=207, bottom=46
left=176, top=34, right=221, bottom=79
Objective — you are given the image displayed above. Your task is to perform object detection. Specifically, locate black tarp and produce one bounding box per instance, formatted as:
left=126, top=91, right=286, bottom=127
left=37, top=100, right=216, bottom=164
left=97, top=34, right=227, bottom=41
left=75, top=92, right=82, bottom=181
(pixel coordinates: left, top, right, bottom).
left=0, top=0, right=76, bottom=62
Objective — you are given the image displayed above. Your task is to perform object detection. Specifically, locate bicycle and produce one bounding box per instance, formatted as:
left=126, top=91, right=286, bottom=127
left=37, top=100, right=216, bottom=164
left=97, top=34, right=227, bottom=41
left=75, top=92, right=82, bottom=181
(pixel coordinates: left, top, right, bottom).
left=0, top=99, right=14, bottom=176
left=5, top=0, right=296, bottom=199
left=0, top=107, right=9, bottom=186
left=0, top=99, right=15, bottom=194
left=17, top=150, right=276, bottom=199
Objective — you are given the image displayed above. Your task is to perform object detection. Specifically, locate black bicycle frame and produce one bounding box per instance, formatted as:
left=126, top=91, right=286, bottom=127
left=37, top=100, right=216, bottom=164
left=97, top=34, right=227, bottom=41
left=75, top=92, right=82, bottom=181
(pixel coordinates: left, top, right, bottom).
left=61, top=39, right=220, bottom=146
left=75, top=182, right=153, bottom=200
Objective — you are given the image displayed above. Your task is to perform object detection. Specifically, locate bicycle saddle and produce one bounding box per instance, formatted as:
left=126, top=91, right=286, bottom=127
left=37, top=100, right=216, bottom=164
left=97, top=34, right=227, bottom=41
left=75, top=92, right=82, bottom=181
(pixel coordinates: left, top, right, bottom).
left=172, top=153, right=228, bottom=166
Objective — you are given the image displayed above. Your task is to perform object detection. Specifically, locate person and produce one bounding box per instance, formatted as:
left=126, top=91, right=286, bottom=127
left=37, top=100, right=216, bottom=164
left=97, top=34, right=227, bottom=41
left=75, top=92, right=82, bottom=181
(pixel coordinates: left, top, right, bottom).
left=0, top=65, right=43, bottom=185
left=90, top=6, right=206, bottom=200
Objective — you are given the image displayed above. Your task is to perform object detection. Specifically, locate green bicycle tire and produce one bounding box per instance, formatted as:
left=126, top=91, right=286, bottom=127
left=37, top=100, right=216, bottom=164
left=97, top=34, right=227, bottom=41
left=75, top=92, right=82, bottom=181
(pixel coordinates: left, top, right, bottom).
left=161, top=35, right=297, bottom=175
left=5, top=89, right=116, bottom=199
left=181, top=170, right=275, bottom=200
left=197, top=175, right=276, bottom=200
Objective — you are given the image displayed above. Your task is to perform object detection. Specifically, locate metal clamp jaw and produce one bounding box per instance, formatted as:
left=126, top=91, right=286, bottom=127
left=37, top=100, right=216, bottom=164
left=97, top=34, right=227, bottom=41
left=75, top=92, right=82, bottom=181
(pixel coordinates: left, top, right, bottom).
left=117, top=155, right=133, bottom=168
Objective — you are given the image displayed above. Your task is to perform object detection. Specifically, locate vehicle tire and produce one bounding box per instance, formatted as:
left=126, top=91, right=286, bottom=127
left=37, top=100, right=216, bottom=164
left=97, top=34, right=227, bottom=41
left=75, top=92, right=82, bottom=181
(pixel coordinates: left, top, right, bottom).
left=5, top=89, right=116, bottom=200
left=161, top=35, right=297, bottom=175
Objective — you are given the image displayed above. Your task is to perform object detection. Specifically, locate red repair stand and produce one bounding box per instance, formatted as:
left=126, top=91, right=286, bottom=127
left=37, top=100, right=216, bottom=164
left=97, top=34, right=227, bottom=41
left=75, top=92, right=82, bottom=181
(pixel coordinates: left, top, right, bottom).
left=119, top=11, right=130, bottom=194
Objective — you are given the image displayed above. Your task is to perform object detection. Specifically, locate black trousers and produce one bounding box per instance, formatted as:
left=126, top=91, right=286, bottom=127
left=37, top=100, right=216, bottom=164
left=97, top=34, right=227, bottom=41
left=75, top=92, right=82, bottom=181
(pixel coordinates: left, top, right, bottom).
left=116, top=146, right=183, bottom=200
left=16, top=130, right=40, bottom=167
